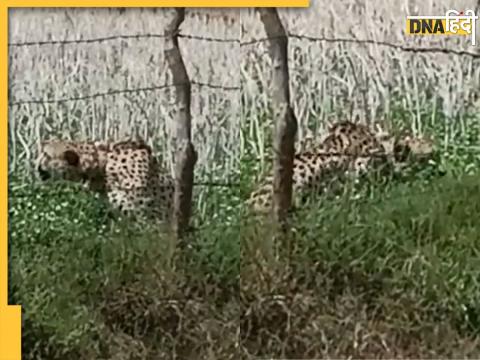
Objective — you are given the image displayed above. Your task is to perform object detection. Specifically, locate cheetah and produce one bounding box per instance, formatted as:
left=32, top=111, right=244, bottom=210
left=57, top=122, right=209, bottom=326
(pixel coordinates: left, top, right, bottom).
left=246, top=121, right=434, bottom=214
left=35, top=138, right=174, bottom=220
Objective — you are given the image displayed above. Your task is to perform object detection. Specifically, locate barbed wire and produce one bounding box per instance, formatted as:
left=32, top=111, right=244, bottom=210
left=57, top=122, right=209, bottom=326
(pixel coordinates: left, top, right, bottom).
left=9, top=34, right=167, bottom=47
left=8, top=33, right=239, bottom=47
left=10, top=31, right=480, bottom=58
left=285, top=33, right=480, bottom=58
left=8, top=80, right=239, bottom=107
left=9, top=31, right=479, bottom=107
left=177, top=33, right=239, bottom=44
left=241, top=33, right=480, bottom=58
left=191, top=81, right=239, bottom=91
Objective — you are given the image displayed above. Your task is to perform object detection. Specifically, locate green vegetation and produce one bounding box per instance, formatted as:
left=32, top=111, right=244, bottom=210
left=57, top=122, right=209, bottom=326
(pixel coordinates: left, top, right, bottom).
left=9, top=180, right=240, bottom=359
left=238, top=113, right=480, bottom=358
left=8, top=113, right=480, bottom=358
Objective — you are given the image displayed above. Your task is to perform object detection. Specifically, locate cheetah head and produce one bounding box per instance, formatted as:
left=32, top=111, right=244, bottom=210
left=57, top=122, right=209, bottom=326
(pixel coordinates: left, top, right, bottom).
left=35, top=140, right=106, bottom=187
left=393, top=134, right=434, bottom=163
left=35, top=140, right=87, bottom=183
left=372, top=123, right=434, bottom=160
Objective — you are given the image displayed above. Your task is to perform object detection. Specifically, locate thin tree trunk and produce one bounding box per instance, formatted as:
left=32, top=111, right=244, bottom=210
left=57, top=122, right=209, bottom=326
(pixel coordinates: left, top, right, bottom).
left=257, top=8, right=298, bottom=226
left=164, top=8, right=197, bottom=239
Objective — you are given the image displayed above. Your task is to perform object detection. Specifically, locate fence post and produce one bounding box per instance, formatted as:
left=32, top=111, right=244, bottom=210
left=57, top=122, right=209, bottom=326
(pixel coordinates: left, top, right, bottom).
left=164, top=8, right=197, bottom=239
left=257, top=8, right=298, bottom=225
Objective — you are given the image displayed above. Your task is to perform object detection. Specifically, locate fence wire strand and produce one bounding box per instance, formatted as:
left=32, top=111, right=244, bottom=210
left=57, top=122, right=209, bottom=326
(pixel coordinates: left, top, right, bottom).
left=8, top=33, right=239, bottom=47
left=9, top=30, right=479, bottom=54
left=8, top=30, right=478, bottom=109
left=10, top=27, right=479, bottom=194
left=10, top=31, right=477, bottom=107
left=240, top=33, right=480, bottom=58
left=8, top=81, right=239, bottom=107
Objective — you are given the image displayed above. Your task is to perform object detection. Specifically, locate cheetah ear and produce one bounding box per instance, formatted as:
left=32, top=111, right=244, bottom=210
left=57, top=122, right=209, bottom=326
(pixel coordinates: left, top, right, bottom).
left=63, top=150, right=80, bottom=166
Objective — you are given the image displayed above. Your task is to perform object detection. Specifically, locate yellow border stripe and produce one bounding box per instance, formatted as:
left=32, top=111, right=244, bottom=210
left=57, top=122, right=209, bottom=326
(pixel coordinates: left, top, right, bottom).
left=0, top=4, right=5, bottom=308
left=7, top=0, right=309, bottom=7
left=0, top=3, right=22, bottom=359
left=0, top=308, right=22, bottom=360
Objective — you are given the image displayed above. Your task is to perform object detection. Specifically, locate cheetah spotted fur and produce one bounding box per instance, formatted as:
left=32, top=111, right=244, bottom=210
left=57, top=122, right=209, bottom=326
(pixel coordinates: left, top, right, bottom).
left=35, top=138, right=174, bottom=220
left=246, top=121, right=434, bottom=214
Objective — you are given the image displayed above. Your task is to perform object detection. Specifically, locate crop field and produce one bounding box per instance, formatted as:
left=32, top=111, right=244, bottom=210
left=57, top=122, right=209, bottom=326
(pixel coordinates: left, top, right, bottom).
left=8, top=4, right=480, bottom=359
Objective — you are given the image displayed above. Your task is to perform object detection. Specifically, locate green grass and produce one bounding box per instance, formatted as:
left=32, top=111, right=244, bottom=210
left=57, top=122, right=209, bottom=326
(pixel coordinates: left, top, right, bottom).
left=9, top=115, right=480, bottom=358
left=238, top=114, right=480, bottom=358
left=240, top=174, right=480, bottom=358
left=8, top=179, right=240, bottom=359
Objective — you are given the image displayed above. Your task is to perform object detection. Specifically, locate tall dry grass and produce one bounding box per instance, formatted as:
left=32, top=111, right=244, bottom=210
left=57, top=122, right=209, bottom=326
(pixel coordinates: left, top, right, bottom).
left=241, top=2, right=480, bottom=173
left=9, top=8, right=240, bottom=180
left=9, top=5, right=480, bottom=178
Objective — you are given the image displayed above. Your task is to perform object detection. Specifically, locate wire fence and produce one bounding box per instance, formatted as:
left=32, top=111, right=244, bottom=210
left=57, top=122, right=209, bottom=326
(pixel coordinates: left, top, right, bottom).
left=240, top=18, right=480, bottom=170
left=8, top=33, right=241, bottom=107
left=9, top=22, right=480, bottom=192
left=9, top=31, right=480, bottom=108
left=9, top=81, right=240, bottom=107
left=8, top=19, right=242, bottom=188
left=10, top=30, right=480, bottom=51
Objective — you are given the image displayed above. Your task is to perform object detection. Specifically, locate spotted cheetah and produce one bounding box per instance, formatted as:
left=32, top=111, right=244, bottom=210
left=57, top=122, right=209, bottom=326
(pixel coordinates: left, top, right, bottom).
left=35, top=138, right=174, bottom=220
left=246, top=121, right=434, bottom=214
